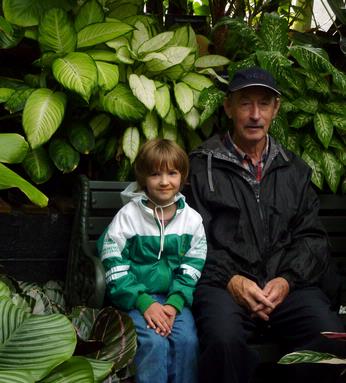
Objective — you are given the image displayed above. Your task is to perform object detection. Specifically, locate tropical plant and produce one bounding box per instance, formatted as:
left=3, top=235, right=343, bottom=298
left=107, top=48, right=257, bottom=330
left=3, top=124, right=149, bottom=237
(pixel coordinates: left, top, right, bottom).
left=215, top=12, right=346, bottom=194
left=0, top=0, right=229, bottom=205
left=0, top=276, right=136, bottom=382
left=279, top=331, right=346, bottom=379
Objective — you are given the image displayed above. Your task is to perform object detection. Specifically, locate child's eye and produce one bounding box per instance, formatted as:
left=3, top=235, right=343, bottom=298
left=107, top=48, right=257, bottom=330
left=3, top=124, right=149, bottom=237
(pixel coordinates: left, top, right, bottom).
left=169, top=170, right=179, bottom=175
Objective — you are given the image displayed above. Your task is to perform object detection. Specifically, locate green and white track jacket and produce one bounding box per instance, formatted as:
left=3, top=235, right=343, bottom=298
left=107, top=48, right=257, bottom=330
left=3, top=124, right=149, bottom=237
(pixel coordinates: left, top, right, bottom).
left=98, top=182, right=207, bottom=314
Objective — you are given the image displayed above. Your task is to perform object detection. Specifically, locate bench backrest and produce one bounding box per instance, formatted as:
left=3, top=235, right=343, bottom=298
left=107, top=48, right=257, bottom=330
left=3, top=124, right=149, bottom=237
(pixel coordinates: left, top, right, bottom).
left=65, top=175, right=346, bottom=310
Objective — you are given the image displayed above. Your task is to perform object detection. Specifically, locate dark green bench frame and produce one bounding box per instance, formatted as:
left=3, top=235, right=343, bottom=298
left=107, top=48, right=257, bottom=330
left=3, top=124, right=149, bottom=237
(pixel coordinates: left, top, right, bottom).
left=65, top=174, right=346, bottom=366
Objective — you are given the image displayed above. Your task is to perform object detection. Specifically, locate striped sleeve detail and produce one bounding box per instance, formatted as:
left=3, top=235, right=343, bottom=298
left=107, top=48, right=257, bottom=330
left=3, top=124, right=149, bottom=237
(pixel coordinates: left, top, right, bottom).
left=105, top=265, right=130, bottom=283
left=100, top=237, right=122, bottom=261
left=180, top=264, right=201, bottom=281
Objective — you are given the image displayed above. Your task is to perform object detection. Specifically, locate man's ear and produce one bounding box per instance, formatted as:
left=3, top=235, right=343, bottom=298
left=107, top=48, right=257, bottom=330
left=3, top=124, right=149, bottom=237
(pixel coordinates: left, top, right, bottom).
left=273, top=97, right=281, bottom=118
left=223, top=97, right=233, bottom=119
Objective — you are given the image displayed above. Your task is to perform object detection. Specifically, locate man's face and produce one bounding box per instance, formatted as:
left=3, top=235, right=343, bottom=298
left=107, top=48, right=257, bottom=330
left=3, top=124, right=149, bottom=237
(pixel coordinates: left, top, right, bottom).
left=224, top=86, right=280, bottom=149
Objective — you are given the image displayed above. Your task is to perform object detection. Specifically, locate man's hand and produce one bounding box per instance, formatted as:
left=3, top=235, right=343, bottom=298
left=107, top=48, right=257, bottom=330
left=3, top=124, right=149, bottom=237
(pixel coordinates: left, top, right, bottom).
left=263, top=277, right=289, bottom=309
left=227, top=275, right=275, bottom=321
left=144, top=302, right=172, bottom=336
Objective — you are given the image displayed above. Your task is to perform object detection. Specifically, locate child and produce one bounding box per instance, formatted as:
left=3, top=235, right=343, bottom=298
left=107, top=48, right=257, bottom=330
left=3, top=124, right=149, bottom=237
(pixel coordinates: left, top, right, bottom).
left=99, top=138, right=207, bottom=383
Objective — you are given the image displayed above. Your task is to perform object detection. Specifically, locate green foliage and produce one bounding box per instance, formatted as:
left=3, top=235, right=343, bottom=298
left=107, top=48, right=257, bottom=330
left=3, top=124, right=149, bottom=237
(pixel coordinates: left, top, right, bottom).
left=0, top=278, right=137, bottom=382
left=221, top=12, right=346, bottom=193
left=0, top=0, right=229, bottom=204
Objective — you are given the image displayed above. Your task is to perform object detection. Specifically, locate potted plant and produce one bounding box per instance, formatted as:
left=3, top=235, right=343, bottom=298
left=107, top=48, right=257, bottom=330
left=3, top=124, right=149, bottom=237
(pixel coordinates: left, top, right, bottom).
left=0, top=276, right=137, bottom=382
left=0, top=0, right=229, bottom=205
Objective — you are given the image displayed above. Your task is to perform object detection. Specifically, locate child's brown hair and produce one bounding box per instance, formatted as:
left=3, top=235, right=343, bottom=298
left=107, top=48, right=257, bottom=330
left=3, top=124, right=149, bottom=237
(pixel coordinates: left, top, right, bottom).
left=134, top=139, right=189, bottom=190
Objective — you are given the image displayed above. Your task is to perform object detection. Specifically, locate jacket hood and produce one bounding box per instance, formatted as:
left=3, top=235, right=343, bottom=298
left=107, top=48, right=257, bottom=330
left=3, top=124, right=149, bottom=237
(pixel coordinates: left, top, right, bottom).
left=189, top=134, right=290, bottom=192
left=121, top=181, right=186, bottom=206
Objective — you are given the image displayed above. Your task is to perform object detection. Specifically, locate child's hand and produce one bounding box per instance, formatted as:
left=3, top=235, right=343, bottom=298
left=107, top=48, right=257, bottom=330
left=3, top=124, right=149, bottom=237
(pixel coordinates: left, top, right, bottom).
left=144, top=302, right=172, bottom=336
left=163, top=304, right=177, bottom=329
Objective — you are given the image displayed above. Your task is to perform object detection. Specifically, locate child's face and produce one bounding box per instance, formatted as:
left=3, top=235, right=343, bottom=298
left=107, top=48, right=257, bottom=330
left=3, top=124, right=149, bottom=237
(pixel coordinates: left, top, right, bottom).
left=145, top=166, right=181, bottom=206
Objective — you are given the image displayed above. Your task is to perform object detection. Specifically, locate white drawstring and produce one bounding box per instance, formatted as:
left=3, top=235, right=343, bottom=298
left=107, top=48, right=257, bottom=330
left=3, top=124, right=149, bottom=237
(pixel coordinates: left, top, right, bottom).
left=147, top=197, right=175, bottom=259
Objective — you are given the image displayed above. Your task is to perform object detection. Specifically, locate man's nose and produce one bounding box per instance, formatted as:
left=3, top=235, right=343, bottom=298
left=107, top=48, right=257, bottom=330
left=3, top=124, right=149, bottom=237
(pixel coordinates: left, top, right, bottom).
left=250, top=103, right=260, bottom=119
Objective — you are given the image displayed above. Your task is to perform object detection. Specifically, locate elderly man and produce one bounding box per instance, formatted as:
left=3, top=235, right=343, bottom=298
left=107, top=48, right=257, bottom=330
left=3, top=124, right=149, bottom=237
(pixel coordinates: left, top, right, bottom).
left=188, top=67, right=344, bottom=383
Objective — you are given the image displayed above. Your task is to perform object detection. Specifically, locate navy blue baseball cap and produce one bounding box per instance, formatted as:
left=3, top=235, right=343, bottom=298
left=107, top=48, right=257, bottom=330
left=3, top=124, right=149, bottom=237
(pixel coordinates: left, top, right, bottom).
left=228, top=67, right=281, bottom=95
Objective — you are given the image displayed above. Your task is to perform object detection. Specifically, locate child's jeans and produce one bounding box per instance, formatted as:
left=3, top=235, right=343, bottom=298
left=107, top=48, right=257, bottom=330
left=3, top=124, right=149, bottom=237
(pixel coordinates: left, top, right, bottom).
left=128, top=294, right=198, bottom=383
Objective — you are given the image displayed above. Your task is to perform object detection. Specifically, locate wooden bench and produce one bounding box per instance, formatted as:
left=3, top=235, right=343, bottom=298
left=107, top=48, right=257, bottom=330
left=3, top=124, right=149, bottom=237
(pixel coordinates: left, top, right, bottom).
left=65, top=174, right=346, bottom=377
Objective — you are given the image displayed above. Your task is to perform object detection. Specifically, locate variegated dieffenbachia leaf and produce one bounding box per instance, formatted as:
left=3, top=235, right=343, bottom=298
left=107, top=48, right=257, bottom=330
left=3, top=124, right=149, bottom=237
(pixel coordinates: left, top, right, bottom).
left=174, top=82, right=193, bottom=114
left=258, top=12, right=289, bottom=54
left=198, top=86, right=225, bottom=126
left=137, top=31, right=174, bottom=55
left=122, top=126, right=140, bottom=163
left=38, top=8, right=76, bottom=54
left=291, top=113, right=313, bottom=130
left=194, top=54, right=230, bottom=69
left=321, top=151, right=343, bottom=193
left=129, top=74, right=156, bottom=111
left=292, top=97, right=319, bottom=114
left=77, top=21, right=133, bottom=49
left=269, top=111, right=288, bottom=148
left=74, top=0, right=104, bottom=32
left=23, top=88, right=66, bottom=149
left=141, top=111, right=159, bottom=140
left=279, top=350, right=342, bottom=365
left=301, top=134, right=323, bottom=164
left=95, top=61, right=119, bottom=91
left=154, top=84, right=170, bottom=119
left=314, top=113, right=333, bottom=148
left=52, top=52, right=97, bottom=102
left=301, top=151, right=324, bottom=190
left=101, top=83, right=146, bottom=121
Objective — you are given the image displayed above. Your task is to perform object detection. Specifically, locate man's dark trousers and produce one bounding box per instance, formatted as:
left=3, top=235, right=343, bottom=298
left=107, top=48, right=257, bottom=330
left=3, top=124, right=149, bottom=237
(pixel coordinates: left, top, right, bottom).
left=193, top=285, right=345, bottom=383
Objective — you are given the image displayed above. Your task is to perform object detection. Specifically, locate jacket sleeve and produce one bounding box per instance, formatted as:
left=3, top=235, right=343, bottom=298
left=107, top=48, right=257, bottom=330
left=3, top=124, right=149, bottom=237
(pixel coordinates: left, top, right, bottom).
left=187, top=156, right=240, bottom=289
left=99, top=210, right=155, bottom=313
left=165, top=218, right=207, bottom=311
left=276, top=168, right=330, bottom=290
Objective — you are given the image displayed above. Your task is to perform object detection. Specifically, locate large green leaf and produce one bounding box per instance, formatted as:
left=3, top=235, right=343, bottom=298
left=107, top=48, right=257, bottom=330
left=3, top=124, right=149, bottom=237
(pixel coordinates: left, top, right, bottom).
left=67, top=122, right=95, bottom=154
left=291, top=113, right=313, bottom=129
left=269, top=111, right=289, bottom=147
left=22, top=147, right=54, bottom=184
left=49, top=138, right=80, bottom=173
left=95, top=61, right=119, bottom=91
left=77, top=21, right=133, bottom=49
left=52, top=52, right=97, bottom=102
left=23, top=88, right=66, bottom=149
left=258, top=12, right=289, bottom=54
left=154, top=84, right=171, bottom=118
left=0, top=163, right=48, bottom=207
left=292, top=97, right=318, bottom=114
left=74, top=0, right=104, bottom=32
left=89, top=113, right=111, bottom=139
left=129, top=74, right=156, bottom=111
left=0, top=16, right=23, bottom=49
left=184, top=107, right=200, bottom=130
left=0, top=133, right=28, bottom=163
left=194, top=55, right=230, bottom=69
left=5, top=88, right=35, bottom=113
left=301, top=151, right=324, bottom=190
left=38, top=8, right=76, bottom=54
left=0, top=296, right=76, bottom=381
left=181, top=72, right=213, bottom=91
left=102, top=83, right=146, bottom=121
left=289, top=45, right=332, bottom=73
left=85, top=358, right=113, bottom=383
left=137, top=31, right=174, bottom=55
left=131, top=20, right=150, bottom=53
left=2, top=0, right=71, bottom=27
left=279, top=350, right=342, bottom=365
left=122, top=127, right=140, bottom=164
left=0, top=370, right=34, bottom=383
left=162, top=122, right=177, bottom=141
left=40, top=356, right=94, bottom=383
left=314, top=113, right=333, bottom=148
left=198, top=86, right=224, bottom=125
left=141, top=111, right=159, bottom=140
left=174, top=82, right=193, bottom=114
left=301, top=134, right=323, bottom=164
left=321, top=151, right=343, bottom=193
left=144, top=47, right=191, bottom=72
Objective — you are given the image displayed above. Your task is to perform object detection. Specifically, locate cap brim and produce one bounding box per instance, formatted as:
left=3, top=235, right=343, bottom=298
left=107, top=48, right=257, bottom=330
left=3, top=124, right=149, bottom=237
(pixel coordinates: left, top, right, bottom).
left=229, top=83, right=281, bottom=95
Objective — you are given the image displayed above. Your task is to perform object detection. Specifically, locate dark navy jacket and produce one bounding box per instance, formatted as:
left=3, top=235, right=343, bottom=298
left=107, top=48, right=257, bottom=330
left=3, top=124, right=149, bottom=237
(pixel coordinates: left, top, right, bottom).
left=188, top=134, right=336, bottom=298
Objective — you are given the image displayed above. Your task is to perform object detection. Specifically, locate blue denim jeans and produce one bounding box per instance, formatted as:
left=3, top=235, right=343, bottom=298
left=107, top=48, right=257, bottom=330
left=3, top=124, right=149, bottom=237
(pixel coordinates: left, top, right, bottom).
left=128, top=294, right=198, bottom=383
